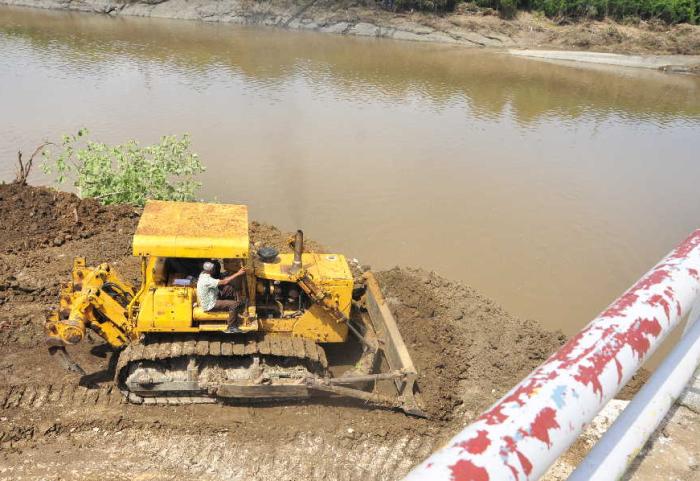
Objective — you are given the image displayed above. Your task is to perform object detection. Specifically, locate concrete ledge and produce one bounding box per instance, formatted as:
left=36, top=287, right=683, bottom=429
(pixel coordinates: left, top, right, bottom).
left=508, top=49, right=700, bottom=72
left=679, top=366, right=700, bottom=412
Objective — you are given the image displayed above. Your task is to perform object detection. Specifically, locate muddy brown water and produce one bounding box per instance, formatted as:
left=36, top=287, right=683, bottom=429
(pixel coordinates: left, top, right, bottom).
left=2, top=5, right=700, bottom=338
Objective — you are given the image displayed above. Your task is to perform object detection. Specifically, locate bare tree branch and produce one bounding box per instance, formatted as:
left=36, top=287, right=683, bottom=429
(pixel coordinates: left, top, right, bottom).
left=13, top=141, right=54, bottom=185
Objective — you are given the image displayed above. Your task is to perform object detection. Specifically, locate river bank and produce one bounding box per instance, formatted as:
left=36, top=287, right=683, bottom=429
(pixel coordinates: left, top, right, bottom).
left=2, top=0, right=700, bottom=68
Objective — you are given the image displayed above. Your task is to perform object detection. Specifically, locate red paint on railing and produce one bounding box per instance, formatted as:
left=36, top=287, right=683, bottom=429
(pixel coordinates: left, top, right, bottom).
left=569, top=317, right=662, bottom=397
left=602, top=268, right=670, bottom=318
left=670, top=232, right=700, bottom=259
left=456, top=430, right=491, bottom=455
left=501, top=435, right=532, bottom=478
left=529, top=408, right=560, bottom=447
left=479, top=373, right=557, bottom=425
left=646, top=294, right=671, bottom=320
left=450, top=459, right=489, bottom=481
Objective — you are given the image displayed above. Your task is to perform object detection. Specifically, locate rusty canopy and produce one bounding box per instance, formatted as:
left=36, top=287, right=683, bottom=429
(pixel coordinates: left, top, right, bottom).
left=132, top=200, right=249, bottom=259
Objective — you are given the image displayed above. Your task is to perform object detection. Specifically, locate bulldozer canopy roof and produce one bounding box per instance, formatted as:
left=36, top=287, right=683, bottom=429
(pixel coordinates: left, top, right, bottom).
left=133, top=200, right=249, bottom=259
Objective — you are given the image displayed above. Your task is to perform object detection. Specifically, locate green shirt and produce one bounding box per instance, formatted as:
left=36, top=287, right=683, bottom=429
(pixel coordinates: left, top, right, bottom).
left=196, top=272, right=219, bottom=311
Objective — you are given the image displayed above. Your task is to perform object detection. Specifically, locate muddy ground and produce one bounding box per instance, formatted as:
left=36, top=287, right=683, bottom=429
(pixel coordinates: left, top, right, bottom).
left=0, top=183, right=649, bottom=480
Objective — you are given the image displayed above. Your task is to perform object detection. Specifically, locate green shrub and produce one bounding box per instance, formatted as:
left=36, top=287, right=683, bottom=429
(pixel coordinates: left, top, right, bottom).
left=393, top=0, right=457, bottom=10
left=500, top=0, right=519, bottom=17
left=474, top=0, right=520, bottom=16
left=403, top=0, right=698, bottom=24
left=42, top=129, right=205, bottom=206
left=525, top=0, right=698, bottom=22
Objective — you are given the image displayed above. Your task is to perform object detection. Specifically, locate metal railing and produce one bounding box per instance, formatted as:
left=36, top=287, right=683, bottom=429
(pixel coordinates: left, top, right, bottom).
left=404, top=229, right=700, bottom=481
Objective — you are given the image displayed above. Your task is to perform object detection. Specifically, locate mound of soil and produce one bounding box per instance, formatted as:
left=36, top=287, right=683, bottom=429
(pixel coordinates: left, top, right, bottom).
left=0, top=183, right=139, bottom=255
left=377, top=267, right=566, bottom=421
left=0, top=183, right=603, bottom=480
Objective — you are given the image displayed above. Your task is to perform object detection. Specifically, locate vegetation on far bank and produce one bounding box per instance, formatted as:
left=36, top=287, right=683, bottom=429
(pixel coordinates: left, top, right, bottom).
left=391, top=0, right=698, bottom=24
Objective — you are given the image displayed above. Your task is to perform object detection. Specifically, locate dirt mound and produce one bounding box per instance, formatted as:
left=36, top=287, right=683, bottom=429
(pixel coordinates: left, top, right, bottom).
left=377, top=267, right=566, bottom=420
left=0, top=183, right=575, bottom=480
left=0, top=183, right=139, bottom=254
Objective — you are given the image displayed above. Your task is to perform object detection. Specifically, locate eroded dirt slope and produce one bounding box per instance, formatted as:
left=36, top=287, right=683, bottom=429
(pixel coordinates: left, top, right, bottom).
left=0, top=183, right=568, bottom=480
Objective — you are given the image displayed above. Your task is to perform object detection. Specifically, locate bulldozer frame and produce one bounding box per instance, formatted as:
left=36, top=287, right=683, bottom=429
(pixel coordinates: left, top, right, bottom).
left=44, top=200, right=425, bottom=417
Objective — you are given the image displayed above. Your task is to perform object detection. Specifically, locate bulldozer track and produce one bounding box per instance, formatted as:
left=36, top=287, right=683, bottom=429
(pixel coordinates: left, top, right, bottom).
left=1, top=336, right=329, bottom=409
left=115, top=333, right=328, bottom=405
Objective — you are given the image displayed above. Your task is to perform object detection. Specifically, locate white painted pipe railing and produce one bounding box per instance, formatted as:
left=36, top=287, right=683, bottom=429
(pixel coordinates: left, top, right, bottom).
left=404, top=229, right=700, bottom=481
left=568, top=312, right=700, bottom=481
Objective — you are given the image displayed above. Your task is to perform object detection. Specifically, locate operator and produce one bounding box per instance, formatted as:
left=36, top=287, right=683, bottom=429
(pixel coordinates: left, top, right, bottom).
left=197, top=261, right=247, bottom=334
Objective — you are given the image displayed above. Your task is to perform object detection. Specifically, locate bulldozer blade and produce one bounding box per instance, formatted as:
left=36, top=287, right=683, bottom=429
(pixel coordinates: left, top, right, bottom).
left=362, top=272, right=426, bottom=418
left=49, top=346, right=86, bottom=375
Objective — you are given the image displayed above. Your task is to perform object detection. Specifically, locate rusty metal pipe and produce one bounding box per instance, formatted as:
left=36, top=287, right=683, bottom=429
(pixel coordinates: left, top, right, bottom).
left=290, top=230, right=303, bottom=274
left=307, top=382, right=399, bottom=407
left=326, top=371, right=405, bottom=384
left=404, top=229, right=700, bottom=481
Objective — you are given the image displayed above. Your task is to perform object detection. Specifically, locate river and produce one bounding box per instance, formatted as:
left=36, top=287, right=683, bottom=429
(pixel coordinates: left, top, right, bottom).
left=2, top=5, right=700, bottom=337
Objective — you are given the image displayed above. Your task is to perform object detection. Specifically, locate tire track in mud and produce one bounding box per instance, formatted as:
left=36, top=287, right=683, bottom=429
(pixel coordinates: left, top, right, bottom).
left=1, top=383, right=437, bottom=480
left=0, top=384, right=124, bottom=409
left=112, top=429, right=435, bottom=481
left=1, top=383, right=226, bottom=408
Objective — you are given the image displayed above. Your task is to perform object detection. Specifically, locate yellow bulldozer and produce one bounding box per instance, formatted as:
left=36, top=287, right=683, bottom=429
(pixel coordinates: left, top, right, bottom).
left=45, top=200, right=424, bottom=416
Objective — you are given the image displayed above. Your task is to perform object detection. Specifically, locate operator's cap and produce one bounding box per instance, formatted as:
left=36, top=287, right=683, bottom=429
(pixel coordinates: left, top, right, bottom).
left=202, top=261, right=215, bottom=272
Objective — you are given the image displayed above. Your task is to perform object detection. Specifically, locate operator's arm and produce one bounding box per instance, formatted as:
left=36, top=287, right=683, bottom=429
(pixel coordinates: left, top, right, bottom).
left=217, top=267, right=247, bottom=286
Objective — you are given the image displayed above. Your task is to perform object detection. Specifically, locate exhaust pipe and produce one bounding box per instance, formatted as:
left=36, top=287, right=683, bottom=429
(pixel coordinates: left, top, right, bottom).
left=290, top=230, right=304, bottom=274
